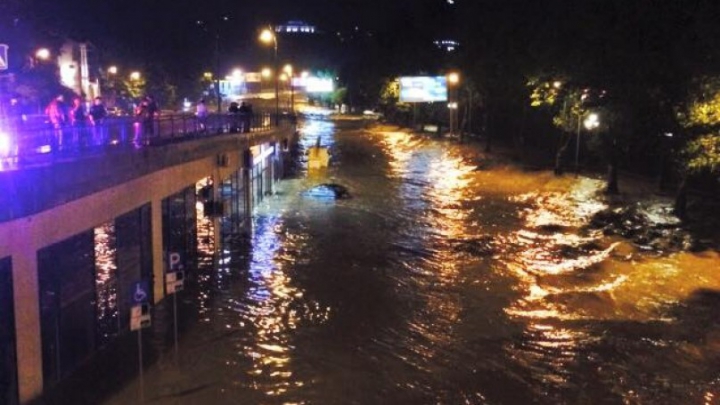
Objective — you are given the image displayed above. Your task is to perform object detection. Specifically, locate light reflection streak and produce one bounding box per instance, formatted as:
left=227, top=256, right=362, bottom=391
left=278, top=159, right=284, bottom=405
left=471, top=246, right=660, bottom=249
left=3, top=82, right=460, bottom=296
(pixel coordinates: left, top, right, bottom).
left=374, top=128, right=479, bottom=372
left=236, top=213, right=329, bottom=397
left=195, top=177, right=216, bottom=321
left=94, top=222, right=118, bottom=341
left=496, top=172, right=720, bottom=401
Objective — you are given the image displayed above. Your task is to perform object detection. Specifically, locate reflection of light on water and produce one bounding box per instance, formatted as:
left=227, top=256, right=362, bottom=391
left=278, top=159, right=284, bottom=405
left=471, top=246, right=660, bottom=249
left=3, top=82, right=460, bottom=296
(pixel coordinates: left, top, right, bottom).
left=497, top=171, right=720, bottom=401
left=94, top=222, right=118, bottom=341
left=377, top=130, right=422, bottom=178
left=373, top=128, right=481, bottom=369
left=513, top=178, right=607, bottom=228
left=298, top=119, right=335, bottom=151
left=241, top=214, right=329, bottom=397
left=504, top=322, right=597, bottom=390
left=195, top=177, right=215, bottom=321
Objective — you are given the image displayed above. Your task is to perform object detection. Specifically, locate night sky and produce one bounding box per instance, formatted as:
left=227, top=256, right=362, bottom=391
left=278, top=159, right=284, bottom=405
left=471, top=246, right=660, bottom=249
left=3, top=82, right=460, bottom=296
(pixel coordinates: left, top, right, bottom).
left=5, top=0, right=720, bottom=106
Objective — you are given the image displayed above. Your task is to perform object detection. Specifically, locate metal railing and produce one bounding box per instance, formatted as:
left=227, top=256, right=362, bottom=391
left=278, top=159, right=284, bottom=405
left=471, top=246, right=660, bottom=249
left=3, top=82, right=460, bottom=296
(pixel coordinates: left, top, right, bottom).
left=0, top=111, right=285, bottom=166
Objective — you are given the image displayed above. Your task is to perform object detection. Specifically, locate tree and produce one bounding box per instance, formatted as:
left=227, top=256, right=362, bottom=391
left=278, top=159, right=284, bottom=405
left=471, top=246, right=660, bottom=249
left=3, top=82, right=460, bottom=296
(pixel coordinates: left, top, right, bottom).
left=674, top=76, right=720, bottom=218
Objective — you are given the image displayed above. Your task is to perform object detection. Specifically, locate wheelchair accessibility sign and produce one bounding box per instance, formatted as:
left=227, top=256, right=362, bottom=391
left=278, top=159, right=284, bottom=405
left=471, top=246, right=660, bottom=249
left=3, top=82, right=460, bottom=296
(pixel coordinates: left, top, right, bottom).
left=131, top=280, right=150, bottom=304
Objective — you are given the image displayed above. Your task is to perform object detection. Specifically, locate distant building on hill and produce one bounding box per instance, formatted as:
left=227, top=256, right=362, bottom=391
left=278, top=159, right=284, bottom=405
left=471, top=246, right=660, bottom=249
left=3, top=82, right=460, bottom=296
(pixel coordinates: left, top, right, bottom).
left=275, top=21, right=317, bottom=34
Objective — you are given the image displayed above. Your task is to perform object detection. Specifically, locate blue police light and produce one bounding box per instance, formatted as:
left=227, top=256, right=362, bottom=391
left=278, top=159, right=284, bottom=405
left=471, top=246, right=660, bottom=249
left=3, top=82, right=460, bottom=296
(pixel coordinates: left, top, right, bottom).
left=0, top=131, right=12, bottom=157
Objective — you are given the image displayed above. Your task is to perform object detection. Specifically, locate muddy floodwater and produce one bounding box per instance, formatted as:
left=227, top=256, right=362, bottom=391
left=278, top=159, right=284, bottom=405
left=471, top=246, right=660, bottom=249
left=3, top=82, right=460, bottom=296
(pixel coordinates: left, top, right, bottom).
left=106, top=119, right=720, bottom=404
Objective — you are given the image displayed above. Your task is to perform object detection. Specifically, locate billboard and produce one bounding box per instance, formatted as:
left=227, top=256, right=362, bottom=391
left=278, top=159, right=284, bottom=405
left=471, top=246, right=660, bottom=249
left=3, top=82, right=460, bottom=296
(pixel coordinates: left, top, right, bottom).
left=399, top=76, right=448, bottom=103
left=293, top=77, right=334, bottom=93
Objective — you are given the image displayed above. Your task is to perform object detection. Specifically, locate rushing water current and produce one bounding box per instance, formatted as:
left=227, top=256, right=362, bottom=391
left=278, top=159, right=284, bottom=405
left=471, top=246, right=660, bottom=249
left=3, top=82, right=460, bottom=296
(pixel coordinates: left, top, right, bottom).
left=107, top=119, right=720, bottom=405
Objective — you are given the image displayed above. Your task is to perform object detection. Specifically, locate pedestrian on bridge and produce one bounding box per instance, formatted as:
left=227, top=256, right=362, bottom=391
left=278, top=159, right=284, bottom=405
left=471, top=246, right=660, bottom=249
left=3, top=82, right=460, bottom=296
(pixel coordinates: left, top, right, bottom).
left=196, top=99, right=208, bottom=133
left=135, top=95, right=158, bottom=142
left=70, top=96, right=90, bottom=148
left=45, top=95, right=68, bottom=151
left=89, top=97, right=108, bottom=145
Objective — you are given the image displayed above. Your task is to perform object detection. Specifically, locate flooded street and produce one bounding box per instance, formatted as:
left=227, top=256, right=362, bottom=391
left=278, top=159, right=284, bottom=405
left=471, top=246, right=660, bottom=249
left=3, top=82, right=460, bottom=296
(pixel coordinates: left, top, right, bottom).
left=107, top=119, right=720, bottom=404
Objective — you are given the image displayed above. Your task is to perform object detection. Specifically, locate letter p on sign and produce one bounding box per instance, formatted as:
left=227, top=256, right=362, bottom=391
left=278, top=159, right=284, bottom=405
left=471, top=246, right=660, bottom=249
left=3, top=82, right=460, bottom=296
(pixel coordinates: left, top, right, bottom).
left=168, top=252, right=182, bottom=271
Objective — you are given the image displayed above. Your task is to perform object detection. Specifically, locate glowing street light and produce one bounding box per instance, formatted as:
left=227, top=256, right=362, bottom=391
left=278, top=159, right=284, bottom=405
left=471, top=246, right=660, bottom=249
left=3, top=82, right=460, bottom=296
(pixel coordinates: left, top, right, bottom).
left=35, top=48, right=51, bottom=61
left=261, top=68, right=272, bottom=78
left=230, top=68, right=244, bottom=83
left=259, top=26, right=279, bottom=125
left=283, top=65, right=296, bottom=113
left=259, top=28, right=275, bottom=45
left=108, top=66, right=118, bottom=75
left=129, top=71, right=141, bottom=81
left=583, top=112, right=600, bottom=130
left=575, top=112, right=600, bottom=174
left=447, top=72, right=461, bottom=135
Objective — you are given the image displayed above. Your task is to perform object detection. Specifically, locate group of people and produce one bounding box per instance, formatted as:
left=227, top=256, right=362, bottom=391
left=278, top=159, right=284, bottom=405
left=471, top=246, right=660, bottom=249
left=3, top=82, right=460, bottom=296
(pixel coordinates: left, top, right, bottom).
left=45, top=95, right=109, bottom=129
left=195, top=99, right=254, bottom=133
left=135, top=95, right=158, bottom=135
left=228, top=101, right=253, bottom=133
left=44, top=95, right=110, bottom=149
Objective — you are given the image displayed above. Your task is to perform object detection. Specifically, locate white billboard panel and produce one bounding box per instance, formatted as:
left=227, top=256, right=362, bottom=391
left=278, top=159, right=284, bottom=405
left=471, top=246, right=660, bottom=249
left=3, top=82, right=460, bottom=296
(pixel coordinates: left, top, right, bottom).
left=305, top=77, right=334, bottom=93
left=399, top=76, right=448, bottom=103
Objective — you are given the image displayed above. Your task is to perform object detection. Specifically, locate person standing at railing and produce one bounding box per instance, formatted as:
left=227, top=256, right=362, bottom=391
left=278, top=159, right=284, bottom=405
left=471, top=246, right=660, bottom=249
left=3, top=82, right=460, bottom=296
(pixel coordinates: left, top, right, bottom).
left=89, top=97, right=108, bottom=145
left=239, top=102, right=252, bottom=133
left=70, top=96, right=90, bottom=148
left=135, top=95, right=158, bottom=141
left=196, top=98, right=208, bottom=133
left=45, top=94, right=68, bottom=150
left=228, top=101, right=240, bottom=132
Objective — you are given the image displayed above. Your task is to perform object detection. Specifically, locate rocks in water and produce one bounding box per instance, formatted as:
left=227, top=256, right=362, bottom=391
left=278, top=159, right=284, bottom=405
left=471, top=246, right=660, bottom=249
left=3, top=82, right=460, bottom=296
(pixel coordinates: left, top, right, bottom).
left=587, top=205, right=699, bottom=252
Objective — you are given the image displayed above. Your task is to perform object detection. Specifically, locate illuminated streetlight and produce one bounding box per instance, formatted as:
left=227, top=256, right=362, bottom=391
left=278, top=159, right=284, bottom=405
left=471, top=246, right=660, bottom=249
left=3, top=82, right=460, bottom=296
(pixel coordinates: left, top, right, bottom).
left=583, top=112, right=600, bottom=130
left=259, top=26, right=280, bottom=125
left=108, top=66, right=118, bottom=75
left=447, top=72, right=461, bottom=135
left=259, top=28, right=275, bottom=44
left=130, top=71, right=141, bottom=81
left=35, top=48, right=51, bottom=61
left=283, top=65, right=295, bottom=113
left=261, top=68, right=272, bottom=78
left=575, top=112, right=600, bottom=174
left=230, top=68, right=243, bottom=82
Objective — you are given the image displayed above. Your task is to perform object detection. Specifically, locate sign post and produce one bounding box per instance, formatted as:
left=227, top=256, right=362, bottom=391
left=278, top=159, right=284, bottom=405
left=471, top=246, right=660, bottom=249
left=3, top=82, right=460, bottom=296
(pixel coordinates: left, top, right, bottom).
left=166, top=252, right=185, bottom=364
left=130, top=280, right=151, bottom=403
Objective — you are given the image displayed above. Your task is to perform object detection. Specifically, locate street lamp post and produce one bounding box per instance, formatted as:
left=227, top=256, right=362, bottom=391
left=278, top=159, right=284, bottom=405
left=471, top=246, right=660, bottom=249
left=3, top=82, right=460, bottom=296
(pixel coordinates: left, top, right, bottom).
left=575, top=112, right=600, bottom=174
left=260, top=27, right=279, bottom=126
left=284, top=64, right=294, bottom=114
left=447, top=72, right=460, bottom=136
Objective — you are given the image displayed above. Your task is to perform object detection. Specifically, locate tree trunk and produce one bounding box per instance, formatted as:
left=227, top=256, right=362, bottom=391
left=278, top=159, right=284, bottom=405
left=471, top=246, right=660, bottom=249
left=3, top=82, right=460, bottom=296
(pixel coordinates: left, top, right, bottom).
left=605, top=163, right=620, bottom=194
left=554, top=134, right=572, bottom=176
left=604, top=135, right=620, bottom=194
left=673, top=174, right=688, bottom=219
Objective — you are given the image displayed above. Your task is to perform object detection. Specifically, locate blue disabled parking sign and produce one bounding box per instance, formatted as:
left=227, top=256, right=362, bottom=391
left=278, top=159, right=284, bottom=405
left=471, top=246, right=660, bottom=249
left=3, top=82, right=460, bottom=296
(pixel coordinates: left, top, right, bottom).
left=131, top=280, right=150, bottom=304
